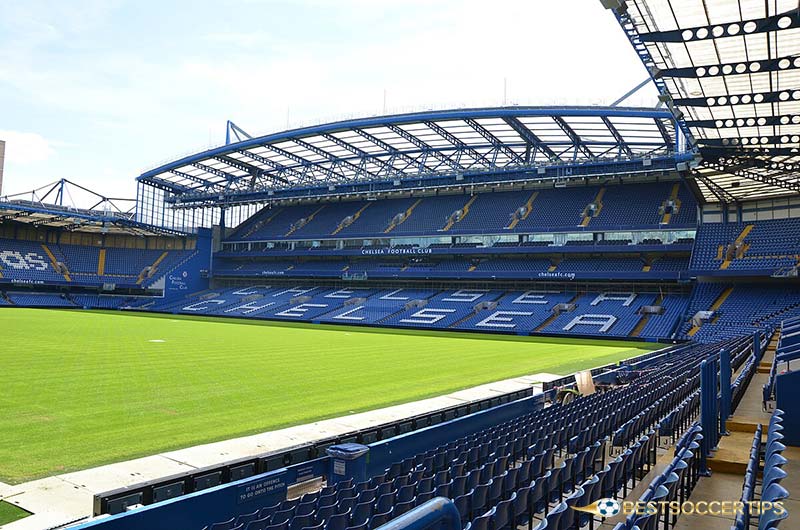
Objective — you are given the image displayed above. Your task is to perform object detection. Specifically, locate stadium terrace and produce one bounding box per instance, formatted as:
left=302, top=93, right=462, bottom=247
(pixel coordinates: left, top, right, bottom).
left=1, top=1, right=800, bottom=530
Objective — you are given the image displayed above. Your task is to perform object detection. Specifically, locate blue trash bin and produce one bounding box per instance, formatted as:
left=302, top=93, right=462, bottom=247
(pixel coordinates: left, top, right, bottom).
left=326, top=443, right=369, bottom=485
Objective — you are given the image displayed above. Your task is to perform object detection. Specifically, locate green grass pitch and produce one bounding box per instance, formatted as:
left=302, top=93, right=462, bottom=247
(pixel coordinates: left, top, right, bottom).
left=0, top=308, right=658, bottom=483
left=0, top=501, right=30, bottom=526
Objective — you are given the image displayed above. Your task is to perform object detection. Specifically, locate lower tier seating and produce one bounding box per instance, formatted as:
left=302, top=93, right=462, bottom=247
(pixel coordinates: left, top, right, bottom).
left=682, top=284, right=800, bottom=343
left=728, top=410, right=789, bottom=530
left=5, top=292, right=76, bottom=307
left=124, top=286, right=689, bottom=340
left=197, top=337, right=746, bottom=530
left=691, top=218, right=800, bottom=273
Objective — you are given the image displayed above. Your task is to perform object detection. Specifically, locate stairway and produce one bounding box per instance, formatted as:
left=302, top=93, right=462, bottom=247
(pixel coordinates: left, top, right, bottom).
left=687, top=286, right=734, bottom=336
left=242, top=208, right=283, bottom=239
left=41, top=244, right=71, bottom=282
left=384, top=199, right=422, bottom=233
left=710, top=342, right=776, bottom=471
left=630, top=293, right=663, bottom=338
left=137, top=251, right=169, bottom=285
left=450, top=309, right=482, bottom=328
left=579, top=188, right=605, bottom=227
left=97, top=249, right=106, bottom=276
left=505, top=191, right=539, bottom=229
left=331, top=203, right=371, bottom=235
left=441, top=195, right=478, bottom=231
left=758, top=330, right=781, bottom=373
left=285, top=206, right=326, bottom=237
left=659, top=183, right=682, bottom=224
left=535, top=293, right=580, bottom=332
left=710, top=286, right=734, bottom=311
left=720, top=225, right=754, bottom=269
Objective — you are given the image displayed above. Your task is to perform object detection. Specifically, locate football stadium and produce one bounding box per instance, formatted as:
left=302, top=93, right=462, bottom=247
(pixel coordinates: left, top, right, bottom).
left=1, top=1, right=800, bottom=530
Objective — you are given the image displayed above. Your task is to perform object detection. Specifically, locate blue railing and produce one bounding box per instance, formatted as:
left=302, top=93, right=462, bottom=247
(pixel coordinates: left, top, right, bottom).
left=375, top=498, right=461, bottom=530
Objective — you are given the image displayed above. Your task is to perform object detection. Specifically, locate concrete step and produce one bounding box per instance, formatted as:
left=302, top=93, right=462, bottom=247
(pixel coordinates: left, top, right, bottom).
left=708, top=431, right=756, bottom=475
left=726, top=418, right=761, bottom=433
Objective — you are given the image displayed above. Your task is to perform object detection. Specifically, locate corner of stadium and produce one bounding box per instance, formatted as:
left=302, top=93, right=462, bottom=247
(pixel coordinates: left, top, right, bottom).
left=1, top=2, right=799, bottom=530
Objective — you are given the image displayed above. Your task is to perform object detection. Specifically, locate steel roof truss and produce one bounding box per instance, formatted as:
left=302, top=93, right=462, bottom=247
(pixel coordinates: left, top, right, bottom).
left=551, top=116, right=595, bottom=160
left=501, top=116, right=561, bottom=161
left=385, top=124, right=463, bottom=172
left=463, top=118, right=527, bottom=165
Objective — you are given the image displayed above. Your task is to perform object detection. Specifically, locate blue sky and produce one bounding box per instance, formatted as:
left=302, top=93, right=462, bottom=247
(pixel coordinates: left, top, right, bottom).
left=0, top=0, right=658, bottom=201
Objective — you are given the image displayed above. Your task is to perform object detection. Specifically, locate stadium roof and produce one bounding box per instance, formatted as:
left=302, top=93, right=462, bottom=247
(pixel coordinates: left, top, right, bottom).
left=606, top=0, right=800, bottom=202
left=0, top=179, right=189, bottom=236
left=137, top=106, right=684, bottom=206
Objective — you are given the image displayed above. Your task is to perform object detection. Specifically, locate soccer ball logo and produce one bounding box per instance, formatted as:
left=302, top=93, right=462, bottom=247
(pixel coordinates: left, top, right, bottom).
left=597, top=499, right=621, bottom=517
left=573, top=497, right=621, bottom=517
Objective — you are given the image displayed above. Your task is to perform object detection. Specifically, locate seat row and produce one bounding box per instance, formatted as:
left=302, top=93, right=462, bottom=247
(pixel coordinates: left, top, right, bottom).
left=201, top=338, right=745, bottom=530
left=613, top=424, right=704, bottom=530
left=732, top=410, right=790, bottom=530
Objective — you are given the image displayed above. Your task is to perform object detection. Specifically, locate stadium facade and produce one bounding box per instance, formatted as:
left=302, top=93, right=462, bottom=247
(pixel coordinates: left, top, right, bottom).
left=1, top=1, right=799, bottom=530
left=2, top=104, right=798, bottom=345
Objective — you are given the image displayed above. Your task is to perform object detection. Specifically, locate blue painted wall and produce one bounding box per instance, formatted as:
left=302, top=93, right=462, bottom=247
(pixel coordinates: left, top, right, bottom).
left=164, top=228, right=211, bottom=298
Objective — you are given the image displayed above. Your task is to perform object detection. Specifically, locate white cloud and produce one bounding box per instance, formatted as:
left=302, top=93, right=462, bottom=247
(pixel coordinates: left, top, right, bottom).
left=0, top=0, right=660, bottom=201
left=0, top=130, right=55, bottom=165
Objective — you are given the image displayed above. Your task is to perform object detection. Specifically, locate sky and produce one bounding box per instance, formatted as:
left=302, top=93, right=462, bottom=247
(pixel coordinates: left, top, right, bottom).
left=0, top=0, right=659, bottom=203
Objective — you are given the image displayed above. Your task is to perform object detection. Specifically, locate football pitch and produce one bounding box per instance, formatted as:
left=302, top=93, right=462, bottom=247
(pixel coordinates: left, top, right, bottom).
left=0, top=308, right=657, bottom=483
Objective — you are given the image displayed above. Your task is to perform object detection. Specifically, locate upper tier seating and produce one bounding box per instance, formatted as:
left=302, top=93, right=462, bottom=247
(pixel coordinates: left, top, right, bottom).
left=336, top=198, right=420, bottom=238
left=225, top=182, right=697, bottom=241
left=234, top=204, right=322, bottom=240
left=0, top=238, right=193, bottom=287
left=439, top=191, right=535, bottom=234
left=391, top=195, right=476, bottom=235
left=0, top=238, right=70, bottom=283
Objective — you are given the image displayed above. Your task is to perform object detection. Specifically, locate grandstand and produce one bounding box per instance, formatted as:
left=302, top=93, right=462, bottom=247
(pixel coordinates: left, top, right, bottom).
left=1, top=1, right=800, bottom=530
